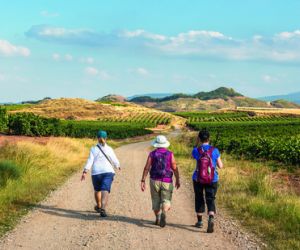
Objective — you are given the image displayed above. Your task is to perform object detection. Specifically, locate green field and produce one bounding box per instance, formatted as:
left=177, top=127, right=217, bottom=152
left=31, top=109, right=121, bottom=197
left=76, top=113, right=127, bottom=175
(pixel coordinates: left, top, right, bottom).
left=0, top=108, right=158, bottom=139
left=176, top=111, right=300, bottom=167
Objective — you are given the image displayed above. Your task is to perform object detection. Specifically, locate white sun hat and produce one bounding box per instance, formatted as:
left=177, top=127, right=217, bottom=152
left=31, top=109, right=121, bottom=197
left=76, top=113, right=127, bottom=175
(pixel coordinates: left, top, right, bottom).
left=151, top=135, right=170, bottom=148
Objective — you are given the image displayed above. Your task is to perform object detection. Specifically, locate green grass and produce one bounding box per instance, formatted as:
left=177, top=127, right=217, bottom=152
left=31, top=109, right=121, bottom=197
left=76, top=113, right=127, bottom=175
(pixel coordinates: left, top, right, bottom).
left=169, top=133, right=300, bottom=250
left=0, top=138, right=94, bottom=236
left=1, top=104, right=33, bottom=111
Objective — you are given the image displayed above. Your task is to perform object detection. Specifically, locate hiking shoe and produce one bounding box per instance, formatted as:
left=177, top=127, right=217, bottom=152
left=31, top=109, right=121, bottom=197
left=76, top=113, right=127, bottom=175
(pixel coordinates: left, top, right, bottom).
left=94, top=205, right=101, bottom=213
left=155, top=218, right=160, bottom=226
left=100, top=209, right=108, bottom=217
left=160, top=213, right=166, bottom=228
left=207, top=217, right=214, bottom=233
left=155, top=215, right=161, bottom=225
left=195, top=221, right=203, bottom=228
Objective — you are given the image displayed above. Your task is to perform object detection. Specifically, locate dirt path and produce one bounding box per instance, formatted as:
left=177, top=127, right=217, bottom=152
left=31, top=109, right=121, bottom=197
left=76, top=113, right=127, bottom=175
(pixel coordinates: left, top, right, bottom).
left=0, top=141, right=251, bottom=250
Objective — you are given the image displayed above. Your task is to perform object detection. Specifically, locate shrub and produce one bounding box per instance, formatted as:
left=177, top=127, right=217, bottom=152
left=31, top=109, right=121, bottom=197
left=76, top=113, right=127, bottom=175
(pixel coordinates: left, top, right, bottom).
left=0, top=107, right=8, bottom=132
left=0, top=160, right=22, bottom=187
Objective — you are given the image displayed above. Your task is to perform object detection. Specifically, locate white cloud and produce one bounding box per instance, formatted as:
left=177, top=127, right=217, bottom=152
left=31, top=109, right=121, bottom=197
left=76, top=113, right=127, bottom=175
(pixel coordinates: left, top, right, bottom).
left=85, top=67, right=99, bottom=76
left=136, top=67, right=149, bottom=76
left=64, top=54, right=73, bottom=61
left=80, top=57, right=94, bottom=64
left=26, top=25, right=300, bottom=63
left=52, top=53, right=73, bottom=62
left=84, top=67, right=112, bottom=80
left=0, top=40, right=30, bottom=57
left=40, top=10, right=59, bottom=18
left=0, top=73, right=5, bottom=81
left=120, top=29, right=167, bottom=41
left=262, top=74, right=278, bottom=83
left=52, top=53, right=60, bottom=61
left=98, top=70, right=111, bottom=80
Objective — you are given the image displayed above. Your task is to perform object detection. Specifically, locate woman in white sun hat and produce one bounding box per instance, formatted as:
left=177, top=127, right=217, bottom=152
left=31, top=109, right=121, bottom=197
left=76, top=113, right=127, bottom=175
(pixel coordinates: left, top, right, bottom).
left=140, top=135, right=180, bottom=227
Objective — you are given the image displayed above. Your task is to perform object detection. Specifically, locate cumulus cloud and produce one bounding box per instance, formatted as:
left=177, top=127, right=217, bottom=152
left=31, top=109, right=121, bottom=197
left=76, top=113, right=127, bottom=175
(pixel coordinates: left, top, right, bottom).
left=262, top=74, right=278, bottom=83
left=85, top=67, right=98, bottom=76
left=52, top=53, right=73, bottom=61
left=84, top=67, right=111, bottom=80
left=64, top=54, right=73, bottom=61
left=52, top=53, right=60, bottom=61
left=80, top=57, right=94, bottom=64
left=26, top=25, right=115, bottom=46
left=0, top=40, right=30, bottom=57
left=25, top=25, right=300, bottom=63
left=136, top=67, right=149, bottom=76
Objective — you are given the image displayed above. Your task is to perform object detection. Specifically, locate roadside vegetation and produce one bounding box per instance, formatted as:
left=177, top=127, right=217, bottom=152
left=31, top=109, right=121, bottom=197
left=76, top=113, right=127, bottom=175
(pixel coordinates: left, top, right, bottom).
left=176, top=111, right=300, bottom=166
left=169, top=133, right=300, bottom=250
left=0, top=137, right=94, bottom=237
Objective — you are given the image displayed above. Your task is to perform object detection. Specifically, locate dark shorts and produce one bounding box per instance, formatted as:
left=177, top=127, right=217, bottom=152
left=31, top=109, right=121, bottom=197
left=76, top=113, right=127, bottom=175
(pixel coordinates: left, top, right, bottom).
left=92, top=173, right=115, bottom=192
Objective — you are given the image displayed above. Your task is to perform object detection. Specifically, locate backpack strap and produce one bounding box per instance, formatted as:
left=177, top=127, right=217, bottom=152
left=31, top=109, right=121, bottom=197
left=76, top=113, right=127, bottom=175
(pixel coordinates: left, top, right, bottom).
left=96, top=144, right=114, bottom=167
left=207, top=146, right=214, bottom=156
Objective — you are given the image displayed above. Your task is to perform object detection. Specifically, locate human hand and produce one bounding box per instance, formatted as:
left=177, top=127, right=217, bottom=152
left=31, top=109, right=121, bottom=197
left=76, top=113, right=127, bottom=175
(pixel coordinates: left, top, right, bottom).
left=141, top=181, right=146, bottom=192
left=81, top=172, right=86, bottom=181
left=175, top=180, right=181, bottom=189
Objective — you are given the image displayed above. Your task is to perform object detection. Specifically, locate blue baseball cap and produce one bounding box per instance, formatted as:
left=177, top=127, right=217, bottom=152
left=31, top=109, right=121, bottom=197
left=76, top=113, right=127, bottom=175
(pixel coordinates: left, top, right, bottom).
left=97, top=130, right=107, bottom=138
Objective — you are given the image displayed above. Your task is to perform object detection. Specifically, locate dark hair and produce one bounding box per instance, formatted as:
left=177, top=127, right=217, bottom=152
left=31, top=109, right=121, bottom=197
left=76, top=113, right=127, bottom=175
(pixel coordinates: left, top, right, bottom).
left=198, top=129, right=210, bottom=142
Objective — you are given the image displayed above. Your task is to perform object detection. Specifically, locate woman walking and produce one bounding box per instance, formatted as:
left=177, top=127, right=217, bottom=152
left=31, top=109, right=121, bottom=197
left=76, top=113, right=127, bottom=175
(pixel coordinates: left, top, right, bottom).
left=141, top=135, right=180, bottom=227
left=81, top=130, right=120, bottom=217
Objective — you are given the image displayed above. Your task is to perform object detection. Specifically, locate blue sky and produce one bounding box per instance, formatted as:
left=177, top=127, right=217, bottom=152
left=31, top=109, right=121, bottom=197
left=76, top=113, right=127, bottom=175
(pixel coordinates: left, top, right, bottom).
left=1, top=0, right=300, bottom=102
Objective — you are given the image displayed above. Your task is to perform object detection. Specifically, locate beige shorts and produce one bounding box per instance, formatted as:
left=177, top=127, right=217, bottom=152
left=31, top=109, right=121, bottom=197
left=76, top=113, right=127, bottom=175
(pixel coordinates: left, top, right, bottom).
left=150, top=179, right=174, bottom=211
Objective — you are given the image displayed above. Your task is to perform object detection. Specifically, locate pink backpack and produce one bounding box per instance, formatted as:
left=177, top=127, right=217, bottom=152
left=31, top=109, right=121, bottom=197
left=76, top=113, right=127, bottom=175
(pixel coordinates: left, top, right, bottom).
left=196, top=147, right=214, bottom=184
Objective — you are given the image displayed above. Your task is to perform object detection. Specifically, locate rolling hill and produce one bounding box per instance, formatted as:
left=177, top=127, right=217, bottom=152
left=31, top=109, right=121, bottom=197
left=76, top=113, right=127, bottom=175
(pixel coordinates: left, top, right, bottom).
left=11, top=98, right=176, bottom=122
left=129, top=87, right=298, bottom=112
left=260, top=91, right=300, bottom=104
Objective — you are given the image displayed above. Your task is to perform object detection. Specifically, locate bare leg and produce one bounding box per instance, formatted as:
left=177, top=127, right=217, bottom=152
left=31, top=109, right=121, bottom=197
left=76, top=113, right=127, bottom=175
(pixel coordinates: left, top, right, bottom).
left=162, top=203, right=171, bottom=213
left=153, top=209, right=161, bottom=225
left=94, top=191, right=101, bottom=208
left=101, top=191, right=109, bottom=210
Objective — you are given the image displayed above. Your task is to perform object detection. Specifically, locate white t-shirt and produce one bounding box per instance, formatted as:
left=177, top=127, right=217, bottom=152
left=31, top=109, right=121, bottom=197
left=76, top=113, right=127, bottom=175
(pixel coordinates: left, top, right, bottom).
left=83, top=143, right=120, bottom=175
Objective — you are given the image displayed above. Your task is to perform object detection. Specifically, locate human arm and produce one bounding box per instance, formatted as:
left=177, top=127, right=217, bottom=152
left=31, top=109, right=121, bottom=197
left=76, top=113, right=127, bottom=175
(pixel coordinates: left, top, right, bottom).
left=108, top=147, right=121, bottom=170
left=171, top=154, right=180, bottom=189
left=81, top=148, right=94, bottom=181
left=141, top=156, right=152, bottom=192
left=217, top=157, right=223, bottom=169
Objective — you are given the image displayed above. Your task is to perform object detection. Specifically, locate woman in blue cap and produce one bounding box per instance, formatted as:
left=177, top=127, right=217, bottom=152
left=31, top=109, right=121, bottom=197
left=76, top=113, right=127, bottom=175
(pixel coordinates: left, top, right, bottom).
left=81, top=130, right=120, bottom=217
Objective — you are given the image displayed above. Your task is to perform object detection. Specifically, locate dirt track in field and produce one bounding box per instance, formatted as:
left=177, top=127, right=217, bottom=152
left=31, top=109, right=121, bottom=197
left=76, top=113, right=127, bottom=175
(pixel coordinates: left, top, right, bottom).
left=0, top=140, right=259, bottom=250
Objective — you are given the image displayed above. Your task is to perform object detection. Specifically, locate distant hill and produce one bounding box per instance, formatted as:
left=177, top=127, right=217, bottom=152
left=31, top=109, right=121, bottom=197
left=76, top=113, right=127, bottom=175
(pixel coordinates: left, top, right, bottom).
left=127, top=93, right=173, bottom=100
left=96, top=94, right=126, bottom=102
left=130, top=87, right=299, bottom=112
left=260, top=91, right=300, bottom=104
left=11, top=98, right=178, bottom=123
left=270, top=99, right=300, bottom=109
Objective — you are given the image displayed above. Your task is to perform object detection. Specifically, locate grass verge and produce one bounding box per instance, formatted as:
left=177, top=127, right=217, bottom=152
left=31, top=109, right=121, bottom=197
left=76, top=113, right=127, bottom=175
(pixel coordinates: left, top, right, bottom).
left=0, top=137, right=95, bottom=237
left=169, top=133, right=300, bottom=250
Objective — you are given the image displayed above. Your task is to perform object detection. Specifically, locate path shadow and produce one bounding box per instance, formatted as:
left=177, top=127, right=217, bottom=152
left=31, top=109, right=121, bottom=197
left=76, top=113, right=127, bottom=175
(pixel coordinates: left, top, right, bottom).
left=14, top=201, right=199, bottom=232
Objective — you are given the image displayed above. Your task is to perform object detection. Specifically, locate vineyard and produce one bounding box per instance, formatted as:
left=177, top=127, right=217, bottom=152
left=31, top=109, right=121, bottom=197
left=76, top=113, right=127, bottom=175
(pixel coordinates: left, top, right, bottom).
left=0, top=109, right=154, bottom=139
left=0, top=98, right=177, bottom=139
left=176, top=111, right=300, bottom=166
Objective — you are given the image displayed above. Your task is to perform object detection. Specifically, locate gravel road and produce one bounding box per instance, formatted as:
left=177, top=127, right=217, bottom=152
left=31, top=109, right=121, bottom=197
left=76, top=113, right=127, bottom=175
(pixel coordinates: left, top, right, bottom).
left=0, top=140, right=258, bottom=250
